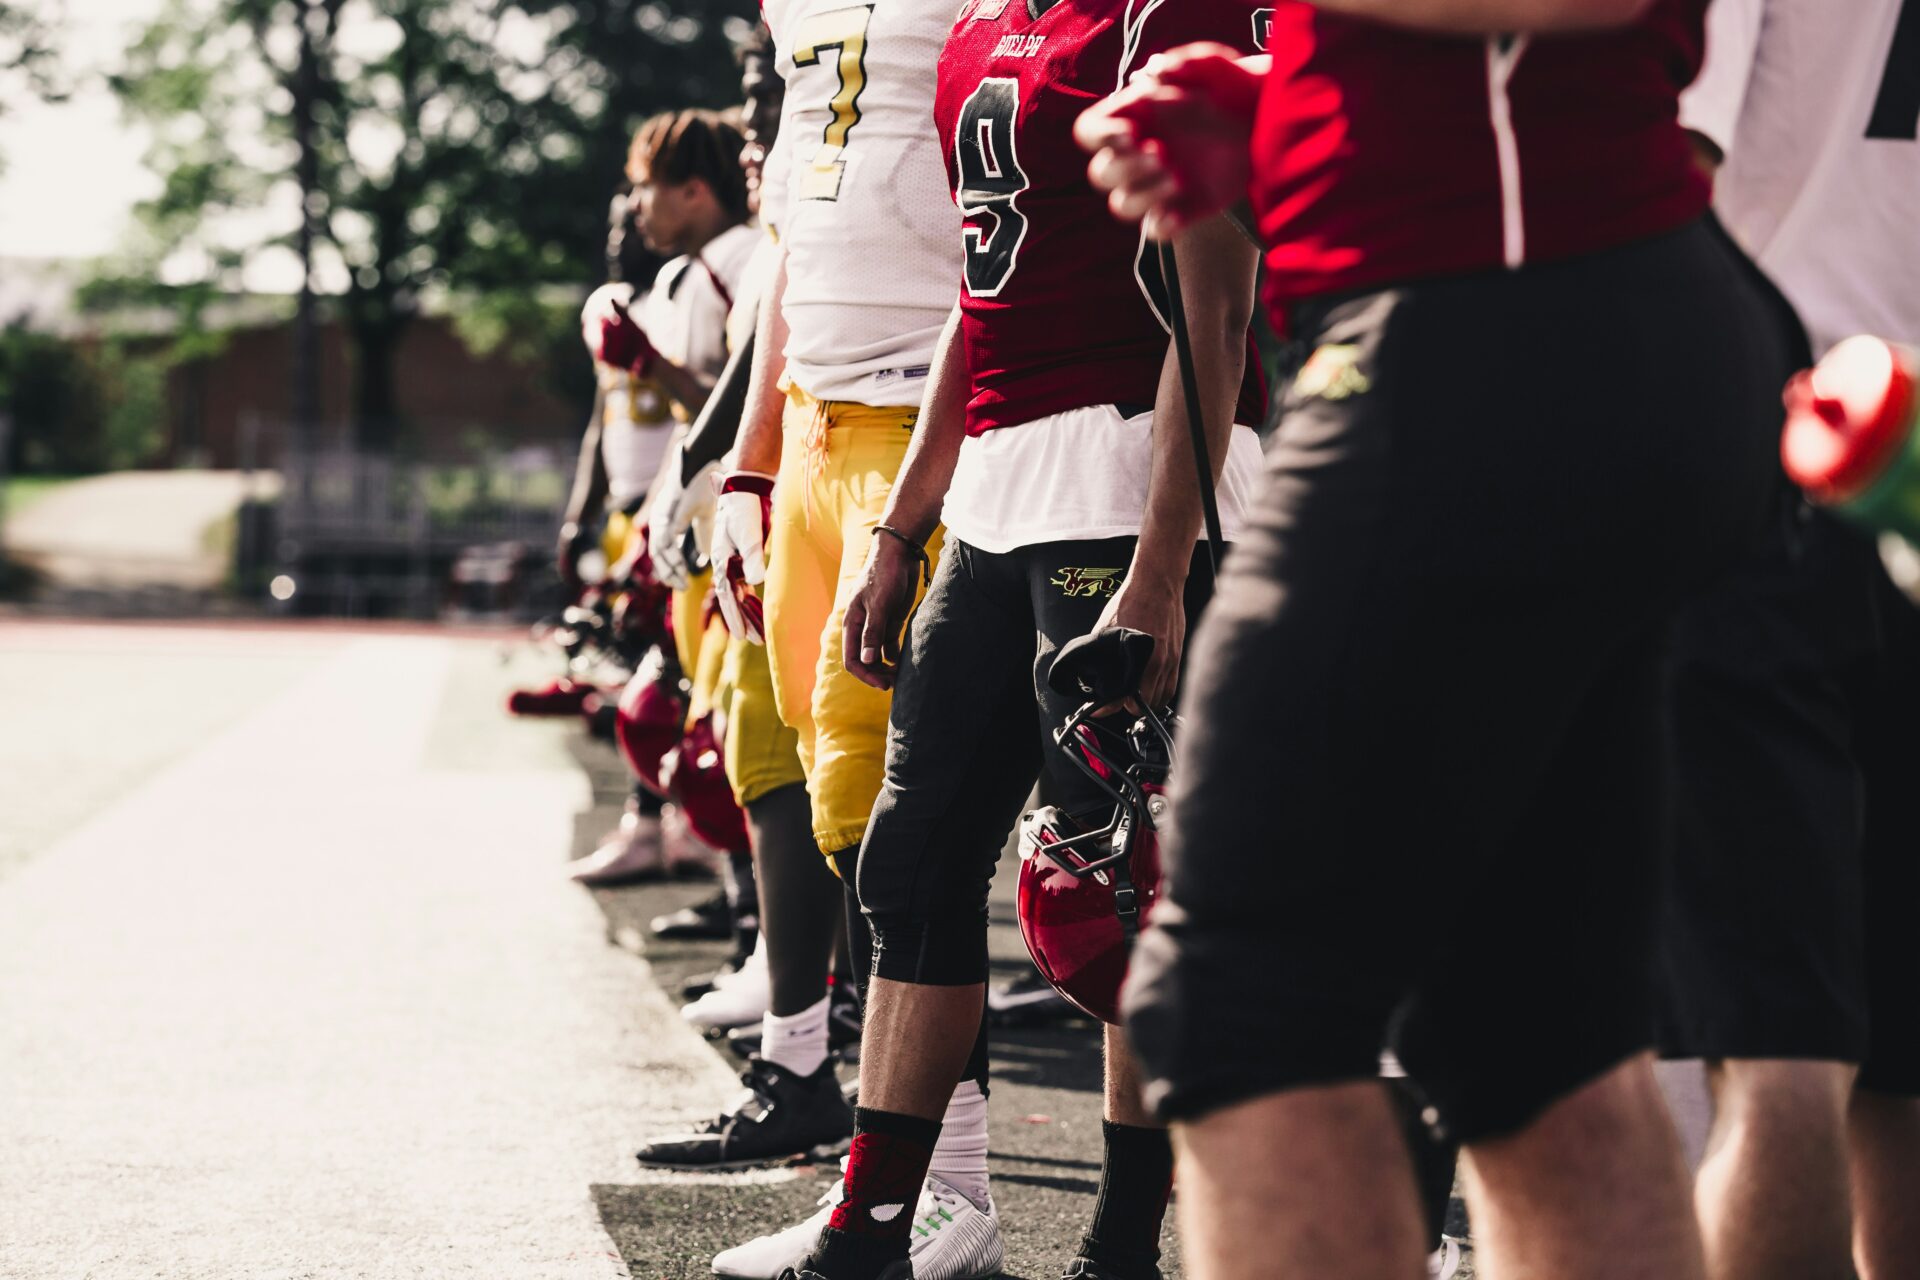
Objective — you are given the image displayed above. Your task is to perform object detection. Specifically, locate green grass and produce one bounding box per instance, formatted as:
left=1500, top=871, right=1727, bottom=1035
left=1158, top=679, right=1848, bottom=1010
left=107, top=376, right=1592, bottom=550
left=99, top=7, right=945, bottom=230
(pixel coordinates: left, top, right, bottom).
left=2, top=475, right=80, bottom=520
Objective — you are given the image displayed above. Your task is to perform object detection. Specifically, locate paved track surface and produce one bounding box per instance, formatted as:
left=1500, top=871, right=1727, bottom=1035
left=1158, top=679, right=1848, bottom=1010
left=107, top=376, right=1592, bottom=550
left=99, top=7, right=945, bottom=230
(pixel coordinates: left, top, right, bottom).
left=0, top=620, right=1474, bottom=1280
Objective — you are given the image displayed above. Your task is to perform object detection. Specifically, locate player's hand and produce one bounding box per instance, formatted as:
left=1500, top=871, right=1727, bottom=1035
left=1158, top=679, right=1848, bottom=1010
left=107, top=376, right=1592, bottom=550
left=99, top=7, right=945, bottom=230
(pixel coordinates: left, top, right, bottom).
left=1092, top=569, right=1184, bottom=712
left=843, top=531, right=922, bottom=691
left=648, top=455, right=719, bottom=590
left=557, top=520, right=593, bottom=593
left=582, top=289, right=658, bottom=375
left=709, top=470, right=776, bottom=643
left=1075, top=43, right=1262, bottom=240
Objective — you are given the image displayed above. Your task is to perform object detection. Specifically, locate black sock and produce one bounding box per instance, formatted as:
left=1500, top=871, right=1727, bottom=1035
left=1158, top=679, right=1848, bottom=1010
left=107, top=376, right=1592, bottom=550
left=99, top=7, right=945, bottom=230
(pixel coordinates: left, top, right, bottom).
left=1078, top=1120, right=1175, bottom=1275
left=809, top=1106, right=942, bottom=1278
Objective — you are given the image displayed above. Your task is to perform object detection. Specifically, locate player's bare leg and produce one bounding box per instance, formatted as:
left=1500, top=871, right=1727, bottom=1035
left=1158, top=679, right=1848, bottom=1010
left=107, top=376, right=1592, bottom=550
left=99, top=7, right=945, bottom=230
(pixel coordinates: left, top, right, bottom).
left=1849, top=1088, right=1920, bottom=1280
left=747, top=784, right=841, bottom=1018
left=1104, top=1024, right=1156, bottom=1127
left=856, top=977, right=986, bottom=1120
left=1173, top=1082, right=1425, bottom=1280
left=1463, top=1055, right=1705, bottom=1280
left=1693, top=1060, right=1856, bottom=1280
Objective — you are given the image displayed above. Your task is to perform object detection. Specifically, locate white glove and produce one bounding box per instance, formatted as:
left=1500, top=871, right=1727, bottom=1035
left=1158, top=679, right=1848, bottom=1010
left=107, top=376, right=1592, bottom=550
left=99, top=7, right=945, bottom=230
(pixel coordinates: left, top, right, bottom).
left=709, top=470, right=776, bottom=642
left=648, top=455, right=718, bottom=590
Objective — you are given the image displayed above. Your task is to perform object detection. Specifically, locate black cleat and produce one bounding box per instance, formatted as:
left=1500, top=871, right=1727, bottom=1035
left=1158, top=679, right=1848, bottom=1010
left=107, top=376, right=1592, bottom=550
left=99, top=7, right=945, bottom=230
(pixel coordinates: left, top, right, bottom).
left=988, top=967, right=1080, bottom=1026
left=649, top=890, right=733, bottom=940
left=775, top=1263, right=913, bottom=1280
left=1061, top=1258, right=1163, bottom=1280
left=636, top=1056, right=853, bottom=1169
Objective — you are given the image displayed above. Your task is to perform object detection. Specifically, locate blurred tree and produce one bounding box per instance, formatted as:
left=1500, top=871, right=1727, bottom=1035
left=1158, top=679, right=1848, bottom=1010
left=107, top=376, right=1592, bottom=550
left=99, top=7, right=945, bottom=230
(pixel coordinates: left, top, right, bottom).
left=0, top=1, right=68, bottom=172
left=106, top=0, right=754, bottom=450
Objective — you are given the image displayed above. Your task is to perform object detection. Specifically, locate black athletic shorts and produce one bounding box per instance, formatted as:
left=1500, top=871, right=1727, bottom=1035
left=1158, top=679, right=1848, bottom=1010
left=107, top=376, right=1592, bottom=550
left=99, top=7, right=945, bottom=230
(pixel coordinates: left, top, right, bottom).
left=1123, top=217, right=1796, bottom=1143
left=855, top=535, right=1214, bottom=987
left=1659, top=508, right=1920, bottom=1096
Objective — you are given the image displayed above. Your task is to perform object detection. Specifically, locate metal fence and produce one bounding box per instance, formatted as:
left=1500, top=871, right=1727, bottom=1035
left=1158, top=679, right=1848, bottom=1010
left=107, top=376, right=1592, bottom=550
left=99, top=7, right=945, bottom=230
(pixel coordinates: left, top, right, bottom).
left=239, top=416, right=574, bottom=620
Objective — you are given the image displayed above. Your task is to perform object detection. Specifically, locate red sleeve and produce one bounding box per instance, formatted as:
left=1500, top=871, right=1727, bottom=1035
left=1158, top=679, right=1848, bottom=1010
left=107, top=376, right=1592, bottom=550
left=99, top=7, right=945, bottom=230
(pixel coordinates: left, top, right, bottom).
left=1120, top=0, right=1270, bottom=79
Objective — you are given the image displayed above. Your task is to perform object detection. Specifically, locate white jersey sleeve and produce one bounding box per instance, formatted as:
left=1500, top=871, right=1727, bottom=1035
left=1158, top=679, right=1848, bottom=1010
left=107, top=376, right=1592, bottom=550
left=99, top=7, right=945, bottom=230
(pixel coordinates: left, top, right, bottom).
left=640, top=222, right=762, bottom=390
left=773, top=0, right=964, bottom=407
left=1679, top=0, right=1763, bottom=158
left=1698, top=0, right=1920, bottom=353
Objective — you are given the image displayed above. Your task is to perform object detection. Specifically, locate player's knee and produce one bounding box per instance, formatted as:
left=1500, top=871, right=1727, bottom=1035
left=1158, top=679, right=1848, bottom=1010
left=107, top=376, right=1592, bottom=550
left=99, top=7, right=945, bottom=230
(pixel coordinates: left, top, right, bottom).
left=1711, top=1059, right=1858, bottom=1135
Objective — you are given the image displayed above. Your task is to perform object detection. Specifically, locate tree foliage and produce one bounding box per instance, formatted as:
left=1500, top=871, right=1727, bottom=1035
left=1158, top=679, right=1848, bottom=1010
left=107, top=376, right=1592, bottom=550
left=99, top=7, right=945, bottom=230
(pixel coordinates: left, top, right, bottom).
left=106, top=0, right=754, bottom=447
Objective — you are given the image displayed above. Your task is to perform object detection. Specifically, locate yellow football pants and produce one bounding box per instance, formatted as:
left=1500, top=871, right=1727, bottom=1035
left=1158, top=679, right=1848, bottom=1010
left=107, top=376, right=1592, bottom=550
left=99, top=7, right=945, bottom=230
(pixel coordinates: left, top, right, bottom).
left=763, top=383, right=945, bottom=855
left=669, top=571, right=805, bottom=810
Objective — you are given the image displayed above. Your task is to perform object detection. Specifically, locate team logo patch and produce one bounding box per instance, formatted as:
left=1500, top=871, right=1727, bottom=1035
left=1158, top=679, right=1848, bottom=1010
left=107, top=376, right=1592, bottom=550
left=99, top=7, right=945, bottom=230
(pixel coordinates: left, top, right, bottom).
left=1252, top=7, right=1274, bottom=49
left=966, top=0, right=1011, bottom=19
left=1051, top=567, right=1124, bottom=598
left=1292, top=343, right=1371, bottom=402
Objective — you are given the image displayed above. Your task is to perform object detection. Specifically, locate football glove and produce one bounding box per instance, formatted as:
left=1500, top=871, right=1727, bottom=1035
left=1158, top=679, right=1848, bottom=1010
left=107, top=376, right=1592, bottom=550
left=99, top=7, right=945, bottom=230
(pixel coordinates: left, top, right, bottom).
left=647, top=454, right=719, bottom=591
left=709, top=469, right=776, bottom=644
left=581, top=286, right=658, bottom=376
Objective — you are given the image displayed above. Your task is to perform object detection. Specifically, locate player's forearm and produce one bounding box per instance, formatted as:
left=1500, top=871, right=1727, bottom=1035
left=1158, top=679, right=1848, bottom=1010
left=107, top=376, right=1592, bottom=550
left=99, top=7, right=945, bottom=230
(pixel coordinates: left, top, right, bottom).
left=1133, top=223, right=1255, bottom=583
left=879, top=303, right=969, bottom=545
left=563, top=392, right=609, bottom=527
left=650, top=357, right=717, bottom=420
left=731, top=249, right=792, bottom=477
left=1310, top=0, right=1651, bottom=32
left=678, top=327, right=757, bottom=481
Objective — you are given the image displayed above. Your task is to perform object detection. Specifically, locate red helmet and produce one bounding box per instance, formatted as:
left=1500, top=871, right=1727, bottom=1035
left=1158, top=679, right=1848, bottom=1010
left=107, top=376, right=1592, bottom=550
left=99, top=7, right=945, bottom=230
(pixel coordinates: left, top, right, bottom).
left=660, top=711, right=749, bottom=855
left=1016, top=703, right=1174, bottom=1025
left=611, top=526, right=674, bottom=652
left=615, top=649, right=685, bottom=798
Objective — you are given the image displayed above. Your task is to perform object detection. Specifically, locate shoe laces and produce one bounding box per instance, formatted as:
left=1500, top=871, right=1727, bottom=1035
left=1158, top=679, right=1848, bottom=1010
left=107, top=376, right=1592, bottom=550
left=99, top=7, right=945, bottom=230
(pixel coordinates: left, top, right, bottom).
left=709, top=1058, right=785, bottom=1128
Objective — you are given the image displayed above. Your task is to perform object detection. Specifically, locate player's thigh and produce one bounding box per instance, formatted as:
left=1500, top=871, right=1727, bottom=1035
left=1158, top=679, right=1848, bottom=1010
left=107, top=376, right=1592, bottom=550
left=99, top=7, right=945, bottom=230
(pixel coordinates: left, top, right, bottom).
left=723, top=632, right=808, bottom=810
left=856, top=542, right=1043, bottom=981
left=1124, top=274, right=1703, bottom=1122
left=1856, top=563, right=1920, bottom=1097
left=1394, top=634, right=1676, bottom=1143
left=764, top=431, right=837, bottom=748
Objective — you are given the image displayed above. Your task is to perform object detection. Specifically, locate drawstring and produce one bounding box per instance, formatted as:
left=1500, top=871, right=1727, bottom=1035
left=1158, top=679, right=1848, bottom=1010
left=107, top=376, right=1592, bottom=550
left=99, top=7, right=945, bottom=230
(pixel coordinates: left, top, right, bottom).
left=801, top=394, right=833, bottom=527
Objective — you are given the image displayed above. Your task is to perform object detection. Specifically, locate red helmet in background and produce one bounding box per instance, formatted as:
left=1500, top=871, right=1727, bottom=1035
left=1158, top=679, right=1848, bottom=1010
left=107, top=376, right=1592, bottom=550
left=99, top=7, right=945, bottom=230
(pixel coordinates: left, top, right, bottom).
left=660, top=712, right=749, bottom=855
left=615, top=649, right=685, bottom=798
left=610, top=526, right=674, bottom=651
left=1016, top=703, right=1174, bottom=1025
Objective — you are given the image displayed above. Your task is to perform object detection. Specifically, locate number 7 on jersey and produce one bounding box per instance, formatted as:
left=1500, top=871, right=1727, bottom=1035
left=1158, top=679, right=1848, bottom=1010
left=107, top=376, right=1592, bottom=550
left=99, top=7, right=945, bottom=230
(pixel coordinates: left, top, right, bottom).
left=792, top=5, right=875, bottom=200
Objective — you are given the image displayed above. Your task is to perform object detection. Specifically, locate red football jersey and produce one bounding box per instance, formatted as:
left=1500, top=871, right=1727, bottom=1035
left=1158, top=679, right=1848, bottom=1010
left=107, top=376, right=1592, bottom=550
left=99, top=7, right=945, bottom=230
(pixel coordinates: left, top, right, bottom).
left=937, top=0, right=1270, bottom=437
left=1252, top=1, right=1711, bottom=317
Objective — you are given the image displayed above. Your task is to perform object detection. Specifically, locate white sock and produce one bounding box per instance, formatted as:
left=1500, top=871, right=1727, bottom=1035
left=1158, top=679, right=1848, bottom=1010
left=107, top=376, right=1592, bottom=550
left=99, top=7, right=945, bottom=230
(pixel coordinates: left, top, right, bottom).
left=760, top=995, right=830, bottom=1078
left=927, top=1079, right=991, bottom=1210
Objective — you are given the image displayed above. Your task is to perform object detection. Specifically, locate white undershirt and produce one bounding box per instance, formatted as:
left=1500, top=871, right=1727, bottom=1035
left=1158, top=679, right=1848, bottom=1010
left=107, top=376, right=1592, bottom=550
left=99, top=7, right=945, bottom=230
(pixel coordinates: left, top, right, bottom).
left=939, top=404, right=1264, bottom=555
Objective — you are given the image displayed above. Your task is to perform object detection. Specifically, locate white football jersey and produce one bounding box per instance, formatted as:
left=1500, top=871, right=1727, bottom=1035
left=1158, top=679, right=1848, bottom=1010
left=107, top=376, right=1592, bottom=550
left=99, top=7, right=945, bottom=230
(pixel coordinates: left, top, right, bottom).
left=769, top=0, right=963, bottom=406
left=1683, top=0, right=1920, bottom=352
left=584, top=281, right=674, bottom=506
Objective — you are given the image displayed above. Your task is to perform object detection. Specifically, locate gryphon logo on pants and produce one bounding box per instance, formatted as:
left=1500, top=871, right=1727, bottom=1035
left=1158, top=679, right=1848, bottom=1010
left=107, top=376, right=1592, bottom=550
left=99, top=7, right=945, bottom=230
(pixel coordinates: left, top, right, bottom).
left=1051, top=567, right=1124, bottom=598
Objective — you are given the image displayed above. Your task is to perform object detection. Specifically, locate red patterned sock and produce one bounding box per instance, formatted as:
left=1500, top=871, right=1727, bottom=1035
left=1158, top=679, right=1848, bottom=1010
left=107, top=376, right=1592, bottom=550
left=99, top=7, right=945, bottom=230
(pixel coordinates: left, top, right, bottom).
left=806, top=1106, right=943, bottom=1278
left=829, top=1106, right=943, bottom=1238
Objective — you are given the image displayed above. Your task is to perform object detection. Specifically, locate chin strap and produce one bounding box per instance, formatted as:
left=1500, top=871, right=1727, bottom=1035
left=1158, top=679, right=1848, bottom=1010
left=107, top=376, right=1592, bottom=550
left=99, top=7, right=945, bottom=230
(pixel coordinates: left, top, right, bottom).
left=1158, top=239, right=1227, bottom=582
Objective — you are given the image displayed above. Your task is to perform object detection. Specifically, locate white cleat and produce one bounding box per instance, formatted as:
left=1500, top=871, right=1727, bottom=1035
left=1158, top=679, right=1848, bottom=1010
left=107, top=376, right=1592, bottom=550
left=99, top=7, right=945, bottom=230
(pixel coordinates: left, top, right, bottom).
left=683, top=940, right=771, bottom=1032
left=711, top=1183, right=837, bottom=1278
left=567, top=811, right=666, bottom=884
left=908, top=1174, right=1003, bottom=1280
left=1427, top=1237, right=1464, bottom=1280
left=710, top=1172, right=1002, bottom=1280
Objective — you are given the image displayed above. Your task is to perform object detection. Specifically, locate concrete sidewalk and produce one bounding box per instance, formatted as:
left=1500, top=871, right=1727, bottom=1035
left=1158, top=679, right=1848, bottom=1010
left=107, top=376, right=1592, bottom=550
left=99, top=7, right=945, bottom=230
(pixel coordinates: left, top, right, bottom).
left=4, top=470, right=279, bottom=591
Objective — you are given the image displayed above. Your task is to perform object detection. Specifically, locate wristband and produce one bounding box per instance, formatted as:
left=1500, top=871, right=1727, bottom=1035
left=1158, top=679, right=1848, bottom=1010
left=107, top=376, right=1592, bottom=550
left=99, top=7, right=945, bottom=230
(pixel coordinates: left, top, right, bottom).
left=872, top=523, right=930, bottom=576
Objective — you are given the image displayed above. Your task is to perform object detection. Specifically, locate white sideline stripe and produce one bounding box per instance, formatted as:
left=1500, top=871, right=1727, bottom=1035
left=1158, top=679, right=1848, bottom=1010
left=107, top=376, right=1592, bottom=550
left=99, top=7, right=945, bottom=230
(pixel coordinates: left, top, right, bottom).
left=0, top=636, right=744, bottom=1280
